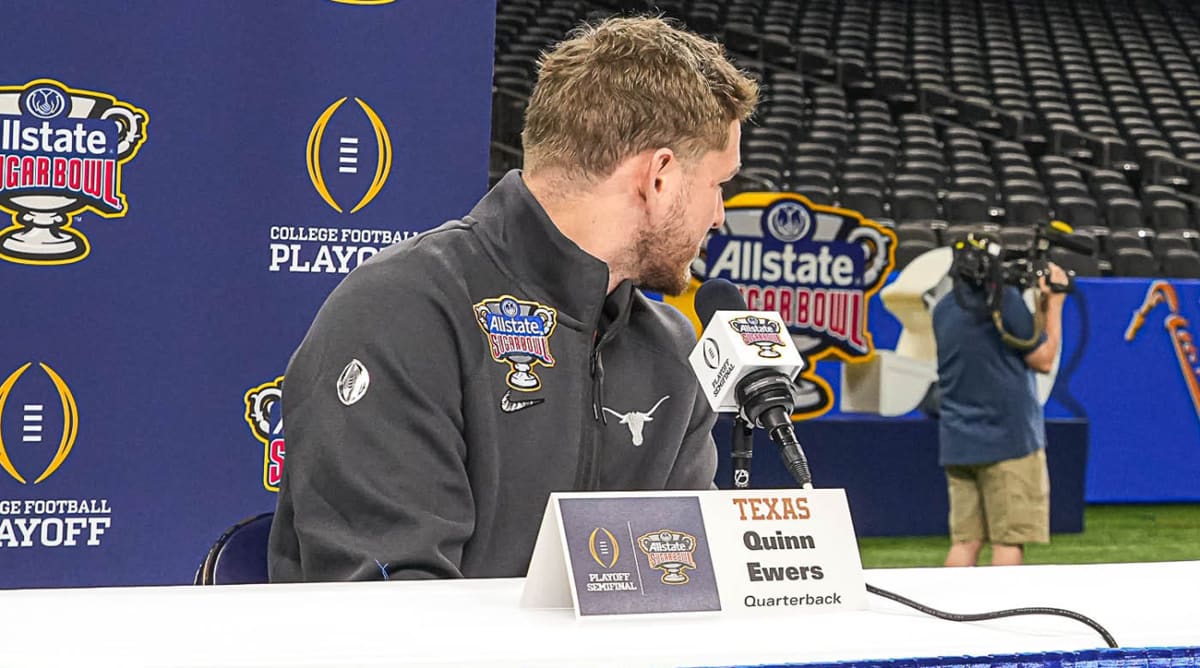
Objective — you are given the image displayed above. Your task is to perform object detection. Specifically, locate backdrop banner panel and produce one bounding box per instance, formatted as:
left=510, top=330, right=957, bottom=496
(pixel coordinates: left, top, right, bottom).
left=0, top=1, right=495, bottom=588
left=817, top=277, right=1200, bottom=504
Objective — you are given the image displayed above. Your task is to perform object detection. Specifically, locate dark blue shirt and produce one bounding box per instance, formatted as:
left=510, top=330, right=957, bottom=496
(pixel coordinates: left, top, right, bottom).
left=932, top=282, right=1047, bottom=466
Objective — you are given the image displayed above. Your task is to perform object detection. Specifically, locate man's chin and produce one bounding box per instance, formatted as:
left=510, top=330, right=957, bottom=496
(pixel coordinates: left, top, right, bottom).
left=637, top=268, right=691, bottom=296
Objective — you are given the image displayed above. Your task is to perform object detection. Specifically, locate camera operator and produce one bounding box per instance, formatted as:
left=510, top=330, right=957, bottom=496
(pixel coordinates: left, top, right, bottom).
left=933, top=235, right=1068, bottom=567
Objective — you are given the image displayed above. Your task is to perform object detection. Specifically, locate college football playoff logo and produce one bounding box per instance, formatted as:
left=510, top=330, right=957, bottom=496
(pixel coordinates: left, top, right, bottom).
left=0, top=79, right=148, bottom=266
left=306, top=97, right=391, bottom=214
left=0, top=362, right=79, bottom=485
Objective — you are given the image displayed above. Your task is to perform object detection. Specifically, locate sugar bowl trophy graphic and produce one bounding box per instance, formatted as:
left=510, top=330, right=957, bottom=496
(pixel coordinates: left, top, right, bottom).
left=475, top=296, right=558, bottom=391
left=637, top=529, right=699, bottom=585
left=0, top=79, right=148, bottom=265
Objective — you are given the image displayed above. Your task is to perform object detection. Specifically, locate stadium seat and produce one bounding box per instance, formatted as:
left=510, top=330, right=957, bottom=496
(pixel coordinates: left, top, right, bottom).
left=1148, top=199, right=1191, bottom=230
left=895, top=239, right=937, bottom=270
left=1105, top=198, right=1145, bottom=228
left=894, top=222, right=940, bottom=246
left=1105, top=228, right=1152, bottom=254
left=1162, top=248, right=1200, bottom=278
left=1111, top=247, right=1160, bottom=277
left=840, top=187, right=886, bottom=219
left=944, top=191, right=990, bottom=224
left=891, top=189, right=941, bottom=223
left=1005, top=194, right=1051, bottom=226
left=1055, top=196, right=1102, bottom=229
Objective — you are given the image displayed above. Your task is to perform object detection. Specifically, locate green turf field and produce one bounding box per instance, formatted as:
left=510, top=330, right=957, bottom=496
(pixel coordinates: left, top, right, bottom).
left=858, top=504, right=1200, bottom=568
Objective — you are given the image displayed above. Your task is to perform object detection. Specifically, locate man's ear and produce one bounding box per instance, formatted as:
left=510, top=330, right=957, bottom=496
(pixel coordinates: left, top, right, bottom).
left=643, top=147, right=678, bottom=199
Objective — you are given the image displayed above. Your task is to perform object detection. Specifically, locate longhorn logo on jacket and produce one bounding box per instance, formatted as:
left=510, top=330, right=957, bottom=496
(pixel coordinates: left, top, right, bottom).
left=602, top=395, right=669, bottom=446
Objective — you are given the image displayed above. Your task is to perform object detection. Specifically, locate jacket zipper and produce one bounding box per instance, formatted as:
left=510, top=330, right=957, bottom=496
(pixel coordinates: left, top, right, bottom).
left=575, top=328, right=615, bottom=490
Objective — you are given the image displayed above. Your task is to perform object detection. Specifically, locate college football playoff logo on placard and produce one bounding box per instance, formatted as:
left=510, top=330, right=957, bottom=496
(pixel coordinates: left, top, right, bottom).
left=307, top=97, right=391, bottom=214
left=588, top=527, right=620, bottom=569
left=0, top=362, right=78, bottom=485
left=244, top=376, right=285, bottom=492
left=0, top=79, right=148, bottom=266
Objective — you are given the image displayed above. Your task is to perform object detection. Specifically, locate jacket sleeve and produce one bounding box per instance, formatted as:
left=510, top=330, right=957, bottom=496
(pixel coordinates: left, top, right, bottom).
left=664, top=385, right=719, bottom=490
left=269, top=264, right=474, bottom=582
left=656, top=299, right=718, bottom=490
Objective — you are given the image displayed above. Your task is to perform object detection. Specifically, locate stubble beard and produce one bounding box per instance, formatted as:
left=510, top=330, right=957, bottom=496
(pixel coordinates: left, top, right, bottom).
left=632, top=191, right=696, bottom=296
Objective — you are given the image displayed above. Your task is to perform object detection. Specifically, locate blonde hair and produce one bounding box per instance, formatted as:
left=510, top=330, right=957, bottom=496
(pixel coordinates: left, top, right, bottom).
left=521, top=16, right=759, bottom=183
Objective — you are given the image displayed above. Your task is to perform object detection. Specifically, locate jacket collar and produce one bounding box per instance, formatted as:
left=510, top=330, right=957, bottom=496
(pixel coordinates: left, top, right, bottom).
left=468, top=170, right=635, bottom=330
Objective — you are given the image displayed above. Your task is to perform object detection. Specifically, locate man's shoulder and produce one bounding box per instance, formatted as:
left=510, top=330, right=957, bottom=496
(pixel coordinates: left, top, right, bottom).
left=633, top=293, right=699, bottom=348
left=311, top=219, right=486, bottom=324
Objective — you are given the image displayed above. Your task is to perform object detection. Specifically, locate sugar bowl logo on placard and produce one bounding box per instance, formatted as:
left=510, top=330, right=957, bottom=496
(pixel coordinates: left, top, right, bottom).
left=0, top=79, right=148, bottom=266
left=0, top=361, right=112, bottom=549
left=677, top=193, right=897, bottom=419
left=637, top=529, right=699, bottom=585
left=269, top=95, right=415, bottom=274
left=244, top=376, right=285, bottom=493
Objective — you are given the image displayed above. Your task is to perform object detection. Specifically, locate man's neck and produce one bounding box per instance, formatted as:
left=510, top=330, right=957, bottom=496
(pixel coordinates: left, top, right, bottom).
left=522, top=171, right=633, bottom=294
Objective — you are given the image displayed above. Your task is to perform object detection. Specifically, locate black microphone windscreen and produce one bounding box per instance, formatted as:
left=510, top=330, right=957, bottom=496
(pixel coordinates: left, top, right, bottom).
left=695, top=278, right=747, bottom=327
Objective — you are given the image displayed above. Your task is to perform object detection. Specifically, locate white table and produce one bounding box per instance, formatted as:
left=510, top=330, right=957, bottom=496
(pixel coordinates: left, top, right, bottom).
left=2, top=561, right=1197, bottom=668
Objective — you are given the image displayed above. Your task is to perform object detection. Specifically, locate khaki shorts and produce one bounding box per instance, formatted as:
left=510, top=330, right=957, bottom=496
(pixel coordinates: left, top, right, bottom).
left=945, top=448, right=1050, bottom=545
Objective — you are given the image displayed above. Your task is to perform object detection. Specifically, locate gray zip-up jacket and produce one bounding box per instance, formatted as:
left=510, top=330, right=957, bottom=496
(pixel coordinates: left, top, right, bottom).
left=269, top=171, right=717, bottom=581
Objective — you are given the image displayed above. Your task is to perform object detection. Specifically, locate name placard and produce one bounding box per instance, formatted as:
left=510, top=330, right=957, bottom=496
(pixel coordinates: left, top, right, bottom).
left=520, top=489, right=866, bottom=618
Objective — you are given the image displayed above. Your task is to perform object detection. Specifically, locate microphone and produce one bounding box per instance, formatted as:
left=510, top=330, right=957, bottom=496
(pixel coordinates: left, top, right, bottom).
left=689, top=279, right=814, bottom=488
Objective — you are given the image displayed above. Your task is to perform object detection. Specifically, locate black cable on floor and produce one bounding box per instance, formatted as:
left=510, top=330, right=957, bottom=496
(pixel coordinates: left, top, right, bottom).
left=866, top=583, right=1119, bottom=648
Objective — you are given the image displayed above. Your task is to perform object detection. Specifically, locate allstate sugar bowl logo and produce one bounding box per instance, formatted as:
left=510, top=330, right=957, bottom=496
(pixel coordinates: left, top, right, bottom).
left=765, top=199, right=813, bottom=243
left=686, top=192, right=896, bottom=419
left=637, top=529, right=699, bottom=585
left=0, top=79, right=148, bottom=266
left=244, top=376, right=285, bottom=493
left=704, top=195, right=894, bottom=359
left=475, top=295, right=558, bottom=392
left=728, top=315, right=786, bottom=358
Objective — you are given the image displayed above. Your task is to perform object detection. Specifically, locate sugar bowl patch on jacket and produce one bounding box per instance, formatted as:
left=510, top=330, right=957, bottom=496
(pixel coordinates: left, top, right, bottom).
left=474, top=295, right=558, bottom=392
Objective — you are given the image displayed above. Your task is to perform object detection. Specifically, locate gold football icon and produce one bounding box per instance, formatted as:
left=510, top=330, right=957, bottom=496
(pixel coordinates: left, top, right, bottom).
left=0, top=362, right=79, bottom=485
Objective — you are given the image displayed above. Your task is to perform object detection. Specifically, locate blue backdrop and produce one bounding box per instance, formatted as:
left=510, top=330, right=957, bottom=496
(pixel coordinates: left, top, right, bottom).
left=0, top=1, right=495, bottom=588
left=814, top=278, right=1200, bottom=504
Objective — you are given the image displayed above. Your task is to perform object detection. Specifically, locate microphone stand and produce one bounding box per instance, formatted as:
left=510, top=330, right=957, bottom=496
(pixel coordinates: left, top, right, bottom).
left=731, top=416, right=754, bottom=488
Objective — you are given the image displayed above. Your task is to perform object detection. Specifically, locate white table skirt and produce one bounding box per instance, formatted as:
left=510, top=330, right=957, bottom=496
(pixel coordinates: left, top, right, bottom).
left=1, top=561, right=1196, bottom=668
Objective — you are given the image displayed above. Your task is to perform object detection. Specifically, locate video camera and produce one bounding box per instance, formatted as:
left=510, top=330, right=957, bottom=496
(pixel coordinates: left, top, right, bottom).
left=950, top=221, right=1088, bottom=349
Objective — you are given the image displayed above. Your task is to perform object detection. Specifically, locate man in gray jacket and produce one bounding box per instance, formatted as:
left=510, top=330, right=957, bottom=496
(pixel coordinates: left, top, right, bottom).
left=269, top=16, right=759, bottom=581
